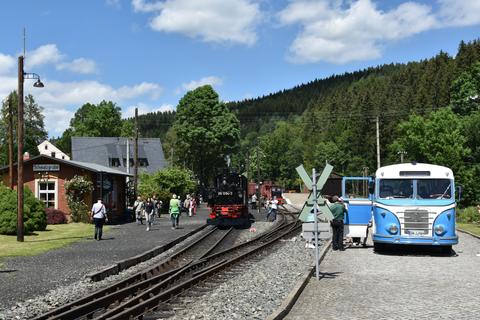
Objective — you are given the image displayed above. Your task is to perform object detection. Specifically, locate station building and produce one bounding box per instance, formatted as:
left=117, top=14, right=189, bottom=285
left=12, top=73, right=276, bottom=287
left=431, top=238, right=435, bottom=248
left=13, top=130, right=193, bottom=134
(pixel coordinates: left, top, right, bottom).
left=0, top=154, right=132, bottom=222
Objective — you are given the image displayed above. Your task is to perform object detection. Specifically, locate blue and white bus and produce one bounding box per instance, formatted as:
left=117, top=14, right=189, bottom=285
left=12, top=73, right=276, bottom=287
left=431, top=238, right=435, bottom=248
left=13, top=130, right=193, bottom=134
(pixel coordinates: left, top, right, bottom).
left=371, top=163, right=458, bottom=251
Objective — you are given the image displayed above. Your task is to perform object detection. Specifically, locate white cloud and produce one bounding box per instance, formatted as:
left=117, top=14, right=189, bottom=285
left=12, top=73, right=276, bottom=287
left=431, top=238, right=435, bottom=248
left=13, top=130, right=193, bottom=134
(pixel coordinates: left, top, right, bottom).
left=178, top=76, right=223, bottom=94
left=32, top=80, right=162, bottom=107
left=56, top=58, right=98, bottom=74
left=437, top=0, right=480, bottom=27
left=0, top=54, right=15, bottom=75
left=27, top=44, right=64, bottom=68
left=279, top=0, right=437, bottom=64
left=132, top=0, right=261, bottom=45
left=44, top=108, right=75, bottom=136
left=123, top=103, right=175, bottom=118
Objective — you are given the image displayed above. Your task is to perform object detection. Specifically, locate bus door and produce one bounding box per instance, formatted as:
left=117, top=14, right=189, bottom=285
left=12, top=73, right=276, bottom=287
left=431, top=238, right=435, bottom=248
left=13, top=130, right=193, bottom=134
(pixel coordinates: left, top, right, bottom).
left=342, top=177, right=373, bottom=246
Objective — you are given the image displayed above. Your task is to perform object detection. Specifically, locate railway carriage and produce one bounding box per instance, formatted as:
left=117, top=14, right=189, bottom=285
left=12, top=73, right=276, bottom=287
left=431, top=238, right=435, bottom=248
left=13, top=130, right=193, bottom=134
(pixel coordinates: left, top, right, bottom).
left=207, top=171, right=251, bottom=227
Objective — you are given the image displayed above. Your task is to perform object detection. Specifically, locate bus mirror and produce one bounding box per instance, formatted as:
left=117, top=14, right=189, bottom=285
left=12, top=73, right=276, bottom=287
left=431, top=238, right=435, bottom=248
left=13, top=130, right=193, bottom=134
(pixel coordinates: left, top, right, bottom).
left=368, top=181, right=375, bottom=195
left=456, top=185, right=462, bottom=201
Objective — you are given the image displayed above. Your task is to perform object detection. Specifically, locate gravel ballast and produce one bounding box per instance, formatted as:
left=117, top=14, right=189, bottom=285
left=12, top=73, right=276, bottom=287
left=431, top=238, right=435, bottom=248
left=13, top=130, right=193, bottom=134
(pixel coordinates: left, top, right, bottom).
left=0, top=219, right=284, bottom=320
left=168, top=234, right=318, bottom=320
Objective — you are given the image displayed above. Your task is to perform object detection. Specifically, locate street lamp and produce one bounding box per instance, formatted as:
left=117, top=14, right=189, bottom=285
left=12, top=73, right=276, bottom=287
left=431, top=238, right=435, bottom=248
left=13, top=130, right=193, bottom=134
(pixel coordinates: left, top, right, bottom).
left=17, top=55, right=44, bottom=242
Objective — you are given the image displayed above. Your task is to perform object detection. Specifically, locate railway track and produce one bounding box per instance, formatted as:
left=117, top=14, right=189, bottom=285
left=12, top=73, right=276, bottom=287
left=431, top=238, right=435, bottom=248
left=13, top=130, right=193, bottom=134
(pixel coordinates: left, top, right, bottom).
left=34, top=213, right=300, bottom=320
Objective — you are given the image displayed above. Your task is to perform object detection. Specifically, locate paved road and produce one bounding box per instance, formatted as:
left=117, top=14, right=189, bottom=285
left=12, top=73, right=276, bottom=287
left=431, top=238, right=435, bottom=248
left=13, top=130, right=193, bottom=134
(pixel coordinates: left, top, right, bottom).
left=286, top=232, right=480, bottom=320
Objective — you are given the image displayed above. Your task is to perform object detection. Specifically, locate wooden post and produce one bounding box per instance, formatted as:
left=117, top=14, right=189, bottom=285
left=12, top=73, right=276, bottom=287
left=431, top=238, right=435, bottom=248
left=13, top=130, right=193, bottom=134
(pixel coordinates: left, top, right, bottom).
left=17, top=56, right=24, bottom=242
left=8, top=95, right=14, bottom=190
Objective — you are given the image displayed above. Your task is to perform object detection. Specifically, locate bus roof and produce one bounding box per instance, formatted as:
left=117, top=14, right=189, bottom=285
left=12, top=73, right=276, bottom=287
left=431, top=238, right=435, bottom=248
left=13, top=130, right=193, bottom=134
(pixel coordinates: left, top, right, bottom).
left=375, top=163, right=454, bottom=180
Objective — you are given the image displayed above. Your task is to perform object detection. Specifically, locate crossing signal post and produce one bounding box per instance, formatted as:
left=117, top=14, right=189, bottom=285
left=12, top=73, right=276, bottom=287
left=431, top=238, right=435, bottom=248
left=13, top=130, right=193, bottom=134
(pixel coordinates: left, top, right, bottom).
left=296, top=164, right=334, bottom=280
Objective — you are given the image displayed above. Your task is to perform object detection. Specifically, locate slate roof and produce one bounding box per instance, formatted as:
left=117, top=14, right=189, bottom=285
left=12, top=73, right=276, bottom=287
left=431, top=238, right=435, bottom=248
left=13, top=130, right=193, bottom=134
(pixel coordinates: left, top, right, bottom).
left=71, top=137, right=167, bottom=174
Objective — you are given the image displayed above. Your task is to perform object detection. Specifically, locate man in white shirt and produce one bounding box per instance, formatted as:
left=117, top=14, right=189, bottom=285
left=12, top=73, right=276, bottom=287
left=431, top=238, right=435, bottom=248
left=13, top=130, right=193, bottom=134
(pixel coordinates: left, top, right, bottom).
left=266, top=196, right=279, bottom=222
left=91, top=199, right=107, bottom=240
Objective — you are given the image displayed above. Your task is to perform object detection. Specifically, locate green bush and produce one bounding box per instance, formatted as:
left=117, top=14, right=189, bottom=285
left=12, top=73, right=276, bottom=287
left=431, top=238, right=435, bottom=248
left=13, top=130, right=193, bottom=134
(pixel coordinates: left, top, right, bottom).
left=0, top=185, right=47, bottom=235
left=64, top=175, right=94, bottom=223
left=457, top=206, right=480, bottom=223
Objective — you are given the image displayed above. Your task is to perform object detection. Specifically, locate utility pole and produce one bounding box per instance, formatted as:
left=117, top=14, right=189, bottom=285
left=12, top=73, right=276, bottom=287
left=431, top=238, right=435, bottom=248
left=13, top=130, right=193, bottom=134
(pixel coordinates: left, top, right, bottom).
left=256, top=145, right=260, bottom=213
left=376, top=116, right=380, bottom=169
left=170, top=148, right=174, bottom=167
left=133, top=108, right=139, bottom=199
left=398, top=151, right=407, bottom=163
left=17, top=56, right=24, bottom=242
left=126, top=138, right=130, bottom=175
left=8, top=96, right=14, bottom=190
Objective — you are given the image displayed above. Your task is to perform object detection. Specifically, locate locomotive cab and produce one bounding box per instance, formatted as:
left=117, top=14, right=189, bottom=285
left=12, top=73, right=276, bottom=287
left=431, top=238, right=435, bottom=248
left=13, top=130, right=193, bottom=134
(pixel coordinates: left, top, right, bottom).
left=207, top=172, right=251, bottom=228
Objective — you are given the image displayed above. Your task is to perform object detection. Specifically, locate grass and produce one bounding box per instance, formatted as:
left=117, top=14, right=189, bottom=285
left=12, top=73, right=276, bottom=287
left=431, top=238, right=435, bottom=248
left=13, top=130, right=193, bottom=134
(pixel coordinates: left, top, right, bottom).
left=0, top=223, right=109, bottom=259
left=457, top=222, right=480, bottom=237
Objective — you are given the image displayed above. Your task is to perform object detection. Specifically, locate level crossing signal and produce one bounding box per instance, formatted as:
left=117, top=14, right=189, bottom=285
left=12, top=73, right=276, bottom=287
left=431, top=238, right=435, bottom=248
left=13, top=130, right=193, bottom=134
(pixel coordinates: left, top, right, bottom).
left=296, top=164, right=334, bottom=222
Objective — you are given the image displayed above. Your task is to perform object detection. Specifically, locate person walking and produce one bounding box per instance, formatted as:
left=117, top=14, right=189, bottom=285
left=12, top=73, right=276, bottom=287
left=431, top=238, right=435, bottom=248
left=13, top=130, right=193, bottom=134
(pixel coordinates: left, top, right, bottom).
left=330, top=195, right=348, bottom=251
left=133, top=196, right=145, bottom=225
left=251, top=194, right=257, bottom=209
left=144, top=198, right=155, bottom=231
left=91, top=199, right=108, bottom=241
left=266, top=196, right=279, bottom=221
left=169, top=194, right=181, bottom=229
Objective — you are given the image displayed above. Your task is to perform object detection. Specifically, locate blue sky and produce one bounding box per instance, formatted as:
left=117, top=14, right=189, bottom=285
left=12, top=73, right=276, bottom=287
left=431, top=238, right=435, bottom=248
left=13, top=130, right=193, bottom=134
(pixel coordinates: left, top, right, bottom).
left=0, top=0, right=479, bottom=137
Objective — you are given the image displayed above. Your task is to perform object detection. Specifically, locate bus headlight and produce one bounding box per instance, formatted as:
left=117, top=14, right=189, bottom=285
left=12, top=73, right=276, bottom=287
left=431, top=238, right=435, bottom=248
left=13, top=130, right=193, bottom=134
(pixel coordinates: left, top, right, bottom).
left=387, top=224, right=398, bottom=234
left=434, top=225, right=445, bottom=236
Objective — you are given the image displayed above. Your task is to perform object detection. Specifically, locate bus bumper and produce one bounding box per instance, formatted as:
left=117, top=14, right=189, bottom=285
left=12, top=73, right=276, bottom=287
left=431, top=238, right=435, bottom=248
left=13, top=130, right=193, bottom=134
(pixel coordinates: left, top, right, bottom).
left=373, top=234, right=458, bottom=246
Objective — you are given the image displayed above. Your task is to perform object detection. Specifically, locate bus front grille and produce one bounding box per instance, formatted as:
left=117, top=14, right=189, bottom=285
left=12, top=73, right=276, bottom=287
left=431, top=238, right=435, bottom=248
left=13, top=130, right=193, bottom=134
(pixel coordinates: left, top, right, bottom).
left=401, top=210, right=430, bottom=235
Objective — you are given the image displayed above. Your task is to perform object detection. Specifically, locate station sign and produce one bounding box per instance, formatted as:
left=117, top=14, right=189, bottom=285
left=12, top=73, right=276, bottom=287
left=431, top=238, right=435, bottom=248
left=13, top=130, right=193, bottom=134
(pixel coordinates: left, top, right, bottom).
left=33, top=164, right=60, bottom=172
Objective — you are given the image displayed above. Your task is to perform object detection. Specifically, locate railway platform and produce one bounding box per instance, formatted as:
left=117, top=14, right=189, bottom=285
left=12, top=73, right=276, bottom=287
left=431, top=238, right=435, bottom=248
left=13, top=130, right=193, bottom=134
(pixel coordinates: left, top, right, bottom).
left=284, top=231, right=480, bottom=320
left=0, top=205, right=210, bottom=310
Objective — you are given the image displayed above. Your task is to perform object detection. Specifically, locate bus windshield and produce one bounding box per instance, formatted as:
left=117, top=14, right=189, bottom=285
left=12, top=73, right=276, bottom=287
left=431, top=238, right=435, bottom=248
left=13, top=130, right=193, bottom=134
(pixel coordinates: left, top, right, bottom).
left=379, top=179, right=413, bottom=199
left=379, top=179, right=452, bottom=199
left=417, top=179, right=452, bottom=199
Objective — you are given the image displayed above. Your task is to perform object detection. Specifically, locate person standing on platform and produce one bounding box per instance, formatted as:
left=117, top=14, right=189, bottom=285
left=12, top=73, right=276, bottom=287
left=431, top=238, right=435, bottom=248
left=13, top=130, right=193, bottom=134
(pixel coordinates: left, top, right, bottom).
left=169, top=194, right=181, bottom=229
left=91, top=199, right=108, bottom=241
left=251, top=194, right=257, bottom=209
left=330, top=195, right=348, bottom=251
left=266, top=196, right=279, bottom=221
left=144, top=198, right=154, bottom=231
left=134, top=196, right=145, bottom=225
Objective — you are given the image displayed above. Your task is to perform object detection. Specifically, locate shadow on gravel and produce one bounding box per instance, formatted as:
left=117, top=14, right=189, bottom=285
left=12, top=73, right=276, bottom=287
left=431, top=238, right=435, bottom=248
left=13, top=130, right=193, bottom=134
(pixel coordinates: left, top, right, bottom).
left=374, top=245, right=456, bottom=257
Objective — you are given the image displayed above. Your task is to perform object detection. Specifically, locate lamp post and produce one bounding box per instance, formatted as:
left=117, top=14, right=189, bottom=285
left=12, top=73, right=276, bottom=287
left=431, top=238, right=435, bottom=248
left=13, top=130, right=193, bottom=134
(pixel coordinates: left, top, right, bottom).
left=17, top=55, right=44, bottom=242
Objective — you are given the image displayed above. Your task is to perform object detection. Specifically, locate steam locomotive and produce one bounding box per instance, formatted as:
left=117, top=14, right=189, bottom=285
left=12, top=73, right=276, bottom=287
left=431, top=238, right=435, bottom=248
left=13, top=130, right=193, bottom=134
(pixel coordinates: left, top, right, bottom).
left=206, top=171, right=251, bottom=227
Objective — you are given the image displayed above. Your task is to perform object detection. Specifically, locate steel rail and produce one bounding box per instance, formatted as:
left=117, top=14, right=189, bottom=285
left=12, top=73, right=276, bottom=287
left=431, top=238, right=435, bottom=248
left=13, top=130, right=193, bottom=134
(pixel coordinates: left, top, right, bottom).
left=33, top=227, right=226, bottom=320
left=103, top=219, right=302, bottom=319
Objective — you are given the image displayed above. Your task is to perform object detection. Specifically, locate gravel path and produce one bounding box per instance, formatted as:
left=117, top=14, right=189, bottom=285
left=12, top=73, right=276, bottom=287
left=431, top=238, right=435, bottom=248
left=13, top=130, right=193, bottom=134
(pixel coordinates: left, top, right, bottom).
left=0, top=206, right=209, bottom=312
left=286, top=232, right=480, bottom=320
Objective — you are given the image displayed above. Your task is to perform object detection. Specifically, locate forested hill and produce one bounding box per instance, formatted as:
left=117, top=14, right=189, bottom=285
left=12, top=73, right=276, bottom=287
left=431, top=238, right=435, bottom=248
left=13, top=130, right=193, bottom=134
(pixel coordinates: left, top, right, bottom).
left=227, top=64, right=403, bottom=134
left=126, top=110, right=176, bottom=141
left=229, top=40, right=480, bottom=136
left=133, top=39, right=480, bottom=140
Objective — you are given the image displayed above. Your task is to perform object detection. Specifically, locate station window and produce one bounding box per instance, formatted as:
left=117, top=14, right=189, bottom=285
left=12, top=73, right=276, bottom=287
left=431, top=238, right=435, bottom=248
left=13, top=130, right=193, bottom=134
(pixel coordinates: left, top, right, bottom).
left=139, top=158, right=149, bottom=167
left=38, top=181, right=56, bottom=208
left=109, top=158, right=121, bottom=167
